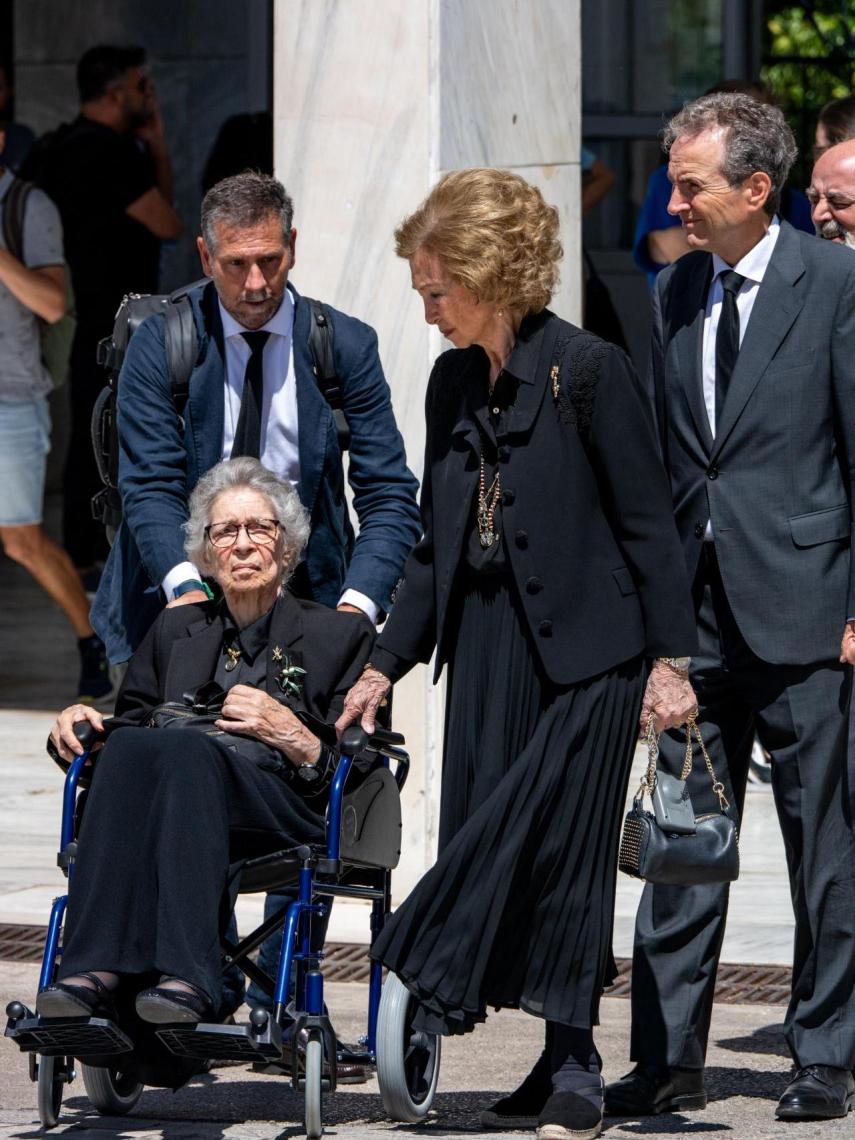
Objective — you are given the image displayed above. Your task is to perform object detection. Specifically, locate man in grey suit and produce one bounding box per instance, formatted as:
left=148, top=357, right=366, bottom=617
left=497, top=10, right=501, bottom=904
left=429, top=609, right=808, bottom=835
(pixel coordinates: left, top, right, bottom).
left=606, top=93, right=855, bottom=1123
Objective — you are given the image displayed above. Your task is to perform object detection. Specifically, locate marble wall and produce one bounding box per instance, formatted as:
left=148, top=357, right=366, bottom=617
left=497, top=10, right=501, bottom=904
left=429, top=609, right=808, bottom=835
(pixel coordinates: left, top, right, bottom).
left=274, top=0, right=582, bottom=900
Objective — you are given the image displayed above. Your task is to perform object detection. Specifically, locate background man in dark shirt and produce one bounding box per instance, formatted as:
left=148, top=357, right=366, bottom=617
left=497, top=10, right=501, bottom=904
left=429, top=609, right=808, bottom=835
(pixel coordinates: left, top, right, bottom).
left=34, top=44, right=182, bottom=578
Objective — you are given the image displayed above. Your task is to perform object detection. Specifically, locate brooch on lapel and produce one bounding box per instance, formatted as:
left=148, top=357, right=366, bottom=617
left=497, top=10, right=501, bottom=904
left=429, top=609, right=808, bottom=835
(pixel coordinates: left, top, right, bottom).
left=273, top=646, right=306, bottom=698
left=550, top=363, right=561, bottom=401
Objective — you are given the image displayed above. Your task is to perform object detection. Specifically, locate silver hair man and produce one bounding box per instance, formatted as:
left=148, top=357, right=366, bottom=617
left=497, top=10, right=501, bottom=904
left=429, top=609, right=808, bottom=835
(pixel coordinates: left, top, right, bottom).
left=663, top=92, right=797, bottom=216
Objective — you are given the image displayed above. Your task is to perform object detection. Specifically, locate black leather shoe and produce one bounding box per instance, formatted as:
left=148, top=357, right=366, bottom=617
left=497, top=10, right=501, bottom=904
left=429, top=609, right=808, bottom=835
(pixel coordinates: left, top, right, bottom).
left=537, top=1089, right=603, bottom=1139
left=36, top=972, right=116, bottom=1020
left=135, top=983, right=214, bottom=1024
left=604, top=1064, right=707, bottom=1116
left=480, top=1049, right=552, bottom=1129
left=776, top=1065, right=855, bottom=1120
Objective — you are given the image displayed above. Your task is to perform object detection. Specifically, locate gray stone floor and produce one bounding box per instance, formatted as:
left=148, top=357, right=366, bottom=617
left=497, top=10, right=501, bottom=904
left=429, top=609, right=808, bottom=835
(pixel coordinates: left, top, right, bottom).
left=1, top=963, right=850, bottom=1139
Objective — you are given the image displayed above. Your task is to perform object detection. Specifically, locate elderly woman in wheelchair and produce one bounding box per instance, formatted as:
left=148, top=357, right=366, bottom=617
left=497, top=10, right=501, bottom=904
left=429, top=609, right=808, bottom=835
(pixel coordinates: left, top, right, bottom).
left=38, top=456, right=374, bottom=1028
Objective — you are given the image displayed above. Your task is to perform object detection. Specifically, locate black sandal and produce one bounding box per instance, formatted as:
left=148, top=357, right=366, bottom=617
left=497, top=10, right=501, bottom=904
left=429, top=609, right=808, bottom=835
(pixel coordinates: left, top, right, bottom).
left=36, top=971, right=117, bottom=1019
left=135, top=978, right=214, bottom=1024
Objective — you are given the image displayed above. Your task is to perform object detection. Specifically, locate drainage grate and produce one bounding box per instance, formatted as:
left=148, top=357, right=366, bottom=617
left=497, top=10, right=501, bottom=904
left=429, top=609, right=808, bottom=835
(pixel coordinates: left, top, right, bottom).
left=0, top=925, right=791, bottom=1005
left=604, top=958, right=791, bottom=1005
left=0, top=924, right=47, bottom=963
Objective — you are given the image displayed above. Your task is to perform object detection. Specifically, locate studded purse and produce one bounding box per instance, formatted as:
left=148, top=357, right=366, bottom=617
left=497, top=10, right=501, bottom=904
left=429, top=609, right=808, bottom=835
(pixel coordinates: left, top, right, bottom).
left=618, top=715, right=739, bottom=886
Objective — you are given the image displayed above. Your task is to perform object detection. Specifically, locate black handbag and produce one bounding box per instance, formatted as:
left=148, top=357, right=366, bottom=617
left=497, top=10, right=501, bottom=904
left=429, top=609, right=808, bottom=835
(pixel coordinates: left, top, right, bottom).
left=148, top=680, right=227, bottom=732
left=618, top=715, right=739, bottom=885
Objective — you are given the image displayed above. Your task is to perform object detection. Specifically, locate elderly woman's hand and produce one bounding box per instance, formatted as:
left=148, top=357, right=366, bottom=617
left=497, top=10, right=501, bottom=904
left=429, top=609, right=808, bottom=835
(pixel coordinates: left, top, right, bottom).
left=640, top=661, right=698, bottom=735
left=216, top=685, right=321, bottom=767
left=50, top=705, right=106, bottom=763
left=334, top=667, right=392, bottom=737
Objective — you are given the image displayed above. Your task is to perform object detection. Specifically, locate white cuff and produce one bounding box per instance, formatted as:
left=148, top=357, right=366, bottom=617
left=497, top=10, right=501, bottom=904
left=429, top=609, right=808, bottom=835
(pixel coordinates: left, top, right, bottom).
left=337, top=589, right=379, bottom=625
left=162, top=561, right=203, bottom=600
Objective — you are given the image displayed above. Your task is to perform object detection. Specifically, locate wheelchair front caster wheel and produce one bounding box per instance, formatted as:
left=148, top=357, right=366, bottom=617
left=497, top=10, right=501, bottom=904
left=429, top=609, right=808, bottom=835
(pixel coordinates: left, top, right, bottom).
left=376, top=972, right=441, bottom=1122
left=303, top=1029, right=324, bottom=1139
left=37, top=1054, right=70, bottom=1129
left=82, top=1061, right=143, bottom=1115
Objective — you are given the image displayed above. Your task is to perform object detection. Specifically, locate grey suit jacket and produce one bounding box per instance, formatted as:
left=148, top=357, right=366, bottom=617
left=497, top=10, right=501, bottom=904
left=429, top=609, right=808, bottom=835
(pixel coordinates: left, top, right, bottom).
left=648, top=220, right=855, bottom=666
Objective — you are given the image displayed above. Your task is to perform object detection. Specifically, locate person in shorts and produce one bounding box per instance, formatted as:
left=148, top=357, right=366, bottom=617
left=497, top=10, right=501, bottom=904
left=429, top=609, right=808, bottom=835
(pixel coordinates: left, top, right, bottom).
left=0, top=126, right=111, bottom=701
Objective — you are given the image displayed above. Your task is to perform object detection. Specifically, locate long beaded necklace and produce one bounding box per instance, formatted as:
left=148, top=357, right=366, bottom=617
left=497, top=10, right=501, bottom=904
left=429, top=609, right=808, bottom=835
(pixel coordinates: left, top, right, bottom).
left=477, top=448, right=502, bottom=547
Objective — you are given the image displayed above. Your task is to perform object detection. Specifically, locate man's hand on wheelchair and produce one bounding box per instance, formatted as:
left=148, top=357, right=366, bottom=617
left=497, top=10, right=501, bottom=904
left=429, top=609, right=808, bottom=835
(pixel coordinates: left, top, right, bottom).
left=215, top=684, right=321, bottom=766
left=335, top=667, right=391, bottom=737
left=50, top=705, right=106, bottom=763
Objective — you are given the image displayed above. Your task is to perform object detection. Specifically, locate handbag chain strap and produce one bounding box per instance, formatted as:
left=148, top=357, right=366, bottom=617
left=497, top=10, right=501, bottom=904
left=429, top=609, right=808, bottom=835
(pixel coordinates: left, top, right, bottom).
left=643, top=714, right=729, bottom=810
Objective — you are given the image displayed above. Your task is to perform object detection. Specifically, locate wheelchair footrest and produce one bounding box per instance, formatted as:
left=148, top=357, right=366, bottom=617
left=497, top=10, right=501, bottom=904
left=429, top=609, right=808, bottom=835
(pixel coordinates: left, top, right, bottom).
left=156, top=1018, right=285, bottom=1063
left=5, top=1013, right=133, bottom=1057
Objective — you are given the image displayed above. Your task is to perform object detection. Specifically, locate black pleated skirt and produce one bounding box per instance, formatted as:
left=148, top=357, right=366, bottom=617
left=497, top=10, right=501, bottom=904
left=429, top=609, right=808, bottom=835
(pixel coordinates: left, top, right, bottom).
left=371, top=575, right=644, bottom=1034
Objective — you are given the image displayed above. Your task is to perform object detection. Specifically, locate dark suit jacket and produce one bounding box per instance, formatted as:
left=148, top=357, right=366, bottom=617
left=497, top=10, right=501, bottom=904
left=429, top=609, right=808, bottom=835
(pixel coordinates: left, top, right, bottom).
left=92, top=281, right=421, bottom=662
left=648, top=220, right=855, bottom=665
left=112, top=592, right=374, bottom=730
left=371, top=311, right=697, bottom=688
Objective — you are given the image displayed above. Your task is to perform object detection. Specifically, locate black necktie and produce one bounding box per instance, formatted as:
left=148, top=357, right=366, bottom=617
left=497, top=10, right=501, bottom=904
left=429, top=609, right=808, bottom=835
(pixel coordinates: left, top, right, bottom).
left=231, top=331, right=270, bottom=459
left=714, top=270, right=745, bottom=423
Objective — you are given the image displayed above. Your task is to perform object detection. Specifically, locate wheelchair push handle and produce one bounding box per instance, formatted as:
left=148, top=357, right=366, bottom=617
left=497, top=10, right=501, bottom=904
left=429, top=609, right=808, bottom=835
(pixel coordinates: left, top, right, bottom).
left=73, top=721, right=101, bottom=749
left=339, top=724, right=409, bottom=790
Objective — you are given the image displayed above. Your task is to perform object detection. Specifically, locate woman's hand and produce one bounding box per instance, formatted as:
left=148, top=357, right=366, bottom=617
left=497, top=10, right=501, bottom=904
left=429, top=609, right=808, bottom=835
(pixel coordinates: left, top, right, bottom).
left=50, top=705, right=106, bottom=763
left=640, top=661, right=698, bottom=735
left=334, top=668, right=392, bottom=737
left=216, top=685, right=321, bottom=767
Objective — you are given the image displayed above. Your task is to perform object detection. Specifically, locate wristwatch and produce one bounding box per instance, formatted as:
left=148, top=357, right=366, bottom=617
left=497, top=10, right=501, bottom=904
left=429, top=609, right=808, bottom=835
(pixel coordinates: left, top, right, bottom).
left=172, top=579, right=214, bottom=601
left=657, top=656, right=692, bottom=676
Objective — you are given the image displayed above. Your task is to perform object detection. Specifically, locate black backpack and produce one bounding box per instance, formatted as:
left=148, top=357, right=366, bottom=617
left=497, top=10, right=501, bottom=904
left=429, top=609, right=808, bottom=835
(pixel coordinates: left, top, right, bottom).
left=90, top=286, right=349, bottom=542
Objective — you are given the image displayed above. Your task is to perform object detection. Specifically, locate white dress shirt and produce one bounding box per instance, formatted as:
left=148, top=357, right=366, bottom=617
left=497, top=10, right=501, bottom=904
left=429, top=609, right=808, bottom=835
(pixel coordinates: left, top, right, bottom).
left=700, top=217, right=781, bottom=539
left=163, top=287, right=377, bottom=620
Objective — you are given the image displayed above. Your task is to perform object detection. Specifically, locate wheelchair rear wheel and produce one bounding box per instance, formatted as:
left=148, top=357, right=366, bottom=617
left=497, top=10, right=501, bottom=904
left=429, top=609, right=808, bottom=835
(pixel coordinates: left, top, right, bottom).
left=36, top=1054, right=69, bottom=1129
left=376, top=972, right=441, bottom=1122
left=82, top=1061, right=143, bottom=1115
left=303, top=1029, right=324, bottom=1139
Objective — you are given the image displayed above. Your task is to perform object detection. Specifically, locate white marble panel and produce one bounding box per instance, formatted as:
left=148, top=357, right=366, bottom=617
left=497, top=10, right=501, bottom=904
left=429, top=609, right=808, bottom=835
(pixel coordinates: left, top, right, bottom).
left=274, top=0, right=434, bottom=463
left=439, top=0, right=580, bottom=170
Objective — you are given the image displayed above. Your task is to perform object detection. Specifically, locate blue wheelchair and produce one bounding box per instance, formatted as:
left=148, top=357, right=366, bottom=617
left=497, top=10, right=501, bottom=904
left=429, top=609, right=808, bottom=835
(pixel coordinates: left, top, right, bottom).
left=5, top=721, right=441, bottom=1136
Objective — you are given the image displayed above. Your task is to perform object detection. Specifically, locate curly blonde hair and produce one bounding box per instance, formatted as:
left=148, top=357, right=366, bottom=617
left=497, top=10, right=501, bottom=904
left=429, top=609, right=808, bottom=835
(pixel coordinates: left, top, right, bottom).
left=395, top=168, right=562, bottom=314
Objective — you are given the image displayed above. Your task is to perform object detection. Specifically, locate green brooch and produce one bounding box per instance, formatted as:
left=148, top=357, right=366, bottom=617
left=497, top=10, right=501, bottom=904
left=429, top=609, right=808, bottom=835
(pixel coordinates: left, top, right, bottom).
left=273, top=646, right=306, bottom=698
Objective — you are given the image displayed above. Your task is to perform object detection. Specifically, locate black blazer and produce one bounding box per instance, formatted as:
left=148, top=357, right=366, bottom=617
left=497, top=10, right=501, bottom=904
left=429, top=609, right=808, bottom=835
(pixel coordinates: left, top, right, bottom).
left=648, top=221, right=855, bottom=665
left=372, top=310, right=697, bottom=687
left=112, top=592, right=374, bottom=730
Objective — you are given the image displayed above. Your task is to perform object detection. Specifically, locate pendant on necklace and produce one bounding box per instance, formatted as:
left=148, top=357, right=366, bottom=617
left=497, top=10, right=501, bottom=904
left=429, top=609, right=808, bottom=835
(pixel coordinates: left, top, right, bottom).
left=224, top=644, right=242, bottom=672
left=479, top=531, right=496, bottom=549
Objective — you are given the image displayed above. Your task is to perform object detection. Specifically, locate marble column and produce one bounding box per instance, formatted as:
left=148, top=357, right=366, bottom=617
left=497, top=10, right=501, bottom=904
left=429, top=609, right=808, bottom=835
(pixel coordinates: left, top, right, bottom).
left=274, top=0, right=581, bottom=907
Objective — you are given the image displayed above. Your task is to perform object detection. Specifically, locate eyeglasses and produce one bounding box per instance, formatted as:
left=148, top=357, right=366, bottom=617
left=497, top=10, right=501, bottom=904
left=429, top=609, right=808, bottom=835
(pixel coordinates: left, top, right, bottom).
left=205, top=518, right=280, bottom=549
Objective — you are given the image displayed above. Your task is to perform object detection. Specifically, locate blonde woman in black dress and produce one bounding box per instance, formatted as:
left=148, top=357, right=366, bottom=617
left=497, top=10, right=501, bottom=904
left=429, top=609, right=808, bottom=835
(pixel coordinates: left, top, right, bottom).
left=336, top=169, right=698, bottom=1140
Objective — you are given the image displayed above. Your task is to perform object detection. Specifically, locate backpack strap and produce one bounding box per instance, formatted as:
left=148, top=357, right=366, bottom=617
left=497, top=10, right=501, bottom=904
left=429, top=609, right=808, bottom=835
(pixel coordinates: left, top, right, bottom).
left=1, top=178, right=33, bottom=262
left=305, top=296, right=351, bottom=451
left=163, top=294, right=198, bottom=415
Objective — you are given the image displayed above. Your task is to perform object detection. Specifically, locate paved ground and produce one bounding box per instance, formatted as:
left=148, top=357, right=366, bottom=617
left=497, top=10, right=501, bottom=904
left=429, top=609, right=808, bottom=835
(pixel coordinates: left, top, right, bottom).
left=1, top=963, right=849, bottom=1140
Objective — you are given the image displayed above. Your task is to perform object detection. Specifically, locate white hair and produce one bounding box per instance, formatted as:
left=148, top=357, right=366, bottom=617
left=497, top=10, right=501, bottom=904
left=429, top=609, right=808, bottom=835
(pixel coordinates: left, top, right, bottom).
left=184, top=458, right=310, bottom=583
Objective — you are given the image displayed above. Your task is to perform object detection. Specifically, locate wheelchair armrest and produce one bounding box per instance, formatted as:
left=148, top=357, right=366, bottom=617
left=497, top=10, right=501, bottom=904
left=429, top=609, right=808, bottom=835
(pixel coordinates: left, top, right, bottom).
left=339, top=724, right=406, bottom=756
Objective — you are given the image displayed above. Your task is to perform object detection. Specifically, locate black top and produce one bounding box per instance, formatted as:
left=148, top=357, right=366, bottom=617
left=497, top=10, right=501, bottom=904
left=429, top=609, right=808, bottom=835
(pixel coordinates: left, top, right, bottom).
left=371, top=310, right=697, bottom=688
left=464, top=365, right=518, bottom=575
left=38, top=116, right=160, bottom=326
left=214, top=605, right=275, bottom=691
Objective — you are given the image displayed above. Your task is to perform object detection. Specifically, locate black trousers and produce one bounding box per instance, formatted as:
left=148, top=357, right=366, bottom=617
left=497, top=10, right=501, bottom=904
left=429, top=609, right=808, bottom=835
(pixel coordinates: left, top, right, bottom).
left=58, top=727, right=324, bottom=1006
left=630, top=546, right=855, bottom=1070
